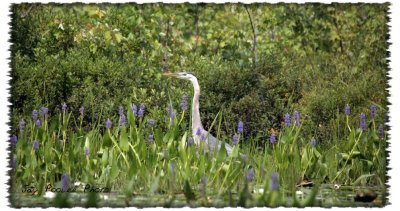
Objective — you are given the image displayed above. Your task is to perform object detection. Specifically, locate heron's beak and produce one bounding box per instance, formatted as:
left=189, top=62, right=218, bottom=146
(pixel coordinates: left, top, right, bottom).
left=161, top=72, right=178, bottom=77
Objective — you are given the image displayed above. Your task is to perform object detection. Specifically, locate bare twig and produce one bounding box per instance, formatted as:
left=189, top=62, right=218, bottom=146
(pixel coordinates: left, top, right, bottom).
left=244, top=5, right=257, bottom=68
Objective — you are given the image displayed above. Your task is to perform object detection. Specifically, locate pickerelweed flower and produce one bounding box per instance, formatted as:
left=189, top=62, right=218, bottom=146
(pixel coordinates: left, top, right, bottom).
left=62, top=103, right=67, bottom=112
left=10, top=135, right=17, bottom=146
left=19, top=120, right=25, bottom=131
left=61, top=173, right=70, bottom=192
left=171, top=112, right=176, bottom=125
left=41, top=107, right=48, bottom=117
left=168, top=103, right=173, bottom=117
left=188, top=137, right=194, bottom=146
left=370, top=105, right=376, bottom=119
left=247, top=168, right=254, bottom=182
left=138, top=103, right=145, bottom=117
left=118, top=105, right=124, bottom=116
left=33, top=140, right=39, bottom=151
left=32, top=109, right=38, bottom=121
left=293, top=111, right=300, bottom=126
left=311, top=137, right=316, bottom=147
left=344, top=105, right=351, bottom=116
left=284, top=113, right=291, bottom=127
left=149, top=119, right=155, bottom=127
left=196, top=128, right=202, bottom=136
left=10, top=158, right=16, bottom=170
left=378, top=124, right=384, bottom=140
left=270, top=134, right=277, bottom=144
left=35, top=119, right=41, bottom=128
left=84, top=147, right=90, bottom=156
left=360, top=112, right=366, bottom=131
left=270, top=172, right=279, bottom=190
left=148, top=133, right=154, bottom=143
left=131, top=104, right=138, bottom=117
left=120, top=114, right=127, bottom=126
left=181, top=95, right=188, bottom=111
left=79, top=106, right=84, bottom=115
left=232, top=133, right=239, bottom=145
left=105, top=118, right=112, bottom=129
left=237, top=121, right=244, bottom=133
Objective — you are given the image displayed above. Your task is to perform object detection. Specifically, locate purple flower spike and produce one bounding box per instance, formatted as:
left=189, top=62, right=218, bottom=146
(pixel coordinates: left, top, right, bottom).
left=131, top=104, right=138, bottom=117
left=32, top=109, right=38, bottom=121
left=188, top=137, right=194, bottom=146
left=10, top=135, right=17, bottom=146
left=41, top=107, right=48, bottom=117
left=270, top=172, right=279, bottom=190
left=247, top=168, right=254, bottom=182
left=311, top=137, right=316, bottom=147
left=148, top=133, right=154, bottom=143
left=270, top=134, right=277, bottom=144
left=62, top=103, right=67, bottom=112
left=118, top=105, right=124, bottom=116
left=237, top=121, right=244, bottom=134
left=370, top=105, right=377, bottom=119
left=19, top=120, right=26, bottom=131
left=168, top=103, right=173, bottom=117
left=105, top=118, right=112, bottom=129
left=196, top=128, right=202, bottom=136
left=79, top=106, right=84, bottom=115
left=35, top=119, right=41, bottom=128
left=10, top=158, right=16, bottom=169
left=232, top=133, right=239, bottom=145
left=284, top=113, right=290, bottom=127
left=378, top=124, right=384, bottom=140
left=84, top=147, right=90, bottom=156
left=33, top=140, right=39, bottom=150
left=138, top=103, right=145, bottom=117
left=344, top=105, right=351, bottom=116
left=120, top=114, right=127, bottom=126
left=360, top=113, right=366, bottom=131
left=149, top=119, right=155, bottom=127
left=293, top=111, right=300, bottom=126
left=181, top=95, right=188, bottom=111
left=61, top=173, right=70, bottom=192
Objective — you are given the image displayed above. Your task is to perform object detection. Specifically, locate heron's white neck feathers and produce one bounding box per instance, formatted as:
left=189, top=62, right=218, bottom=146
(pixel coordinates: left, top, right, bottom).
left=190, top=77, right=203, bottom=133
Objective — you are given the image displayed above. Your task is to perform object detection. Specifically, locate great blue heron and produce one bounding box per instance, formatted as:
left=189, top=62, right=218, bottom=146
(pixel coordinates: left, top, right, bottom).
left=162, top=72, right=233, bottom=155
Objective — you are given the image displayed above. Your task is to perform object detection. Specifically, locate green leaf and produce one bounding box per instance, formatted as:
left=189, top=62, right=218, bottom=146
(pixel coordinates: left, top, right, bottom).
left=120, top=127, right=129, bottom=152
left=183, top=180, right=196, bottom=201
left=353, top=174, right=375, bottom=186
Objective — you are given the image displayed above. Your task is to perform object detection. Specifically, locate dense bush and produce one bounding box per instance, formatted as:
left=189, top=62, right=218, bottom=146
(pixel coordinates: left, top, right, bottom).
left=10, top=3, right=389, bottom=146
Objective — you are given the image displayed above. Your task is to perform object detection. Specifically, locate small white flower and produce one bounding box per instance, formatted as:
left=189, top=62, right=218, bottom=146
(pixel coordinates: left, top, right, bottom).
left=296, top=190, right=304, bottom=196
left=58, top=23, right=64, bottom=31
left=43, top=191, right=55, bottom=199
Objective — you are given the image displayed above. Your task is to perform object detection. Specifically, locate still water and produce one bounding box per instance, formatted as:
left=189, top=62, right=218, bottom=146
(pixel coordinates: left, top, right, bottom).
left=11, top=184, right=386, bottom=207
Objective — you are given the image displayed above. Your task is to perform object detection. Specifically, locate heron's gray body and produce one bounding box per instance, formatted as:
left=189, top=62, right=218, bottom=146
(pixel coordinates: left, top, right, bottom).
left=163, top=72, right=233, bottom=155
left=195, top=129, right=233, bottom=155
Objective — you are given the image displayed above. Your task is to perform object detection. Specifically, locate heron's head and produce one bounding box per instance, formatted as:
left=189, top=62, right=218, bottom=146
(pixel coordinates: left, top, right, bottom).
left=161, top=72, right=197, bottom=82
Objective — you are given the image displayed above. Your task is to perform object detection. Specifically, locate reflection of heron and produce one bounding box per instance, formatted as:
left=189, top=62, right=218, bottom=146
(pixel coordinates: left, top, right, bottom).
left=162, top=72, right=233, bottom=155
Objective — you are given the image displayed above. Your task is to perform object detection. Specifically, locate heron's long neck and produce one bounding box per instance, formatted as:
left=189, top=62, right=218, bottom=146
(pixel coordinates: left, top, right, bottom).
left=191, top=79, right=203, bottom=132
